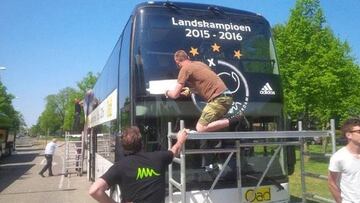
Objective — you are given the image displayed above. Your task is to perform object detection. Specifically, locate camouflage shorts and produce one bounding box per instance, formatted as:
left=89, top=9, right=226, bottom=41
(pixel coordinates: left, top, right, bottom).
left=198, top=96, right=233, bottom=126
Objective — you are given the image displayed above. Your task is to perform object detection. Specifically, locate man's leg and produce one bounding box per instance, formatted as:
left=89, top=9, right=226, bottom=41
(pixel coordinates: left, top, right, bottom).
left=39, top=163, right=47, bottom=177
left=196, top=96, right=233, bottom=132
left=47, top=155, right=53, bottom=176
left=196, top=119, right=229, bottom=132
left=39, top=155, right=51, bottom=177
left=196, top=111, right=249, bottom=132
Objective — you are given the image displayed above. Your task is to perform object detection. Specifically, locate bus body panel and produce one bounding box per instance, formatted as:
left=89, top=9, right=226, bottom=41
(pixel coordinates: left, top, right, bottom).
left=95, top=153, right=113, bottom=179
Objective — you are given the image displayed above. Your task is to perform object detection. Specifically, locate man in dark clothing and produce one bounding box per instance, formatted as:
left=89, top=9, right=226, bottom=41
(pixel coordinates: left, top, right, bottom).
left=89, top=126, right=188, bottom=203
left=72, top=98, right=82, bottom=133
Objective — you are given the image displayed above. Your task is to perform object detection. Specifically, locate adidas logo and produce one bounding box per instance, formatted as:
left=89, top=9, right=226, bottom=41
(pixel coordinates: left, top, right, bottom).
left=260, top=83, right=275, bottom=95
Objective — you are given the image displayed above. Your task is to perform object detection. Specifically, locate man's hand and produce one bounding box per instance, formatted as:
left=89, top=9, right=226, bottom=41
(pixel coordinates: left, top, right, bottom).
left=170, top=129, right=189, bottom=156
left=165, top=83, right=185, bottom=99
left=180, top=87, right=191, bottom=97
left=177, top=128, right=189, bottom=144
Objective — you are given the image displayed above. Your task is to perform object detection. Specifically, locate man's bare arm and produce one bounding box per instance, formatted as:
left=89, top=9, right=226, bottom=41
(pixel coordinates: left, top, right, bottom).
left=89, top=178, right=116, bottom=203
left=166, top=83, right=184, bottom=99
left=328, top=171, right=341, bottom=203
left=170, top=129, right=189, bottom=156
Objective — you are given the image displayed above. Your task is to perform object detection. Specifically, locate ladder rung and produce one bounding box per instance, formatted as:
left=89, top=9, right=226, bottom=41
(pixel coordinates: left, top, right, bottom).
left=65, top=167, right=82, bottom=169
left=169, top=178, right=182, bottom=190
left=65, top=160, right=81, bottom=162
left=65, top=158, right=82, bottom=160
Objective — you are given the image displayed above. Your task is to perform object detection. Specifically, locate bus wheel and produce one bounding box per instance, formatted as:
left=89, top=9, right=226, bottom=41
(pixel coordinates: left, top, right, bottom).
left=110, top=184, right=121, bottom=203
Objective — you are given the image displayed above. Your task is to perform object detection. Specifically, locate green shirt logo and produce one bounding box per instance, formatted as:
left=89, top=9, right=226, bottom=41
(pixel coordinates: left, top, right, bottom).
left=136, top=167, right=160, bottom=180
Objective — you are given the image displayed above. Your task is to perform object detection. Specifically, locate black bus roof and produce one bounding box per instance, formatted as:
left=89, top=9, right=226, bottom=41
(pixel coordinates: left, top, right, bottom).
left=132, top=1, right=269, bottom=24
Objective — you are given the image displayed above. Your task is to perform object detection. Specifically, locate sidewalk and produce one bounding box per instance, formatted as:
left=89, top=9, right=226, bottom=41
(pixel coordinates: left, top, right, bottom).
left=0, top=138, right=97, bottom=203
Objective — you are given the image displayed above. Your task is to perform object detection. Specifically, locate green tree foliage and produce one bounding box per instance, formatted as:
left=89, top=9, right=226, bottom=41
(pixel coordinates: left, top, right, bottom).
left=0, top=81, right=22, bottom=131
left=273, top=0, right=360, bottom=128
left=39, top=94, right=65, bottom=135
left=29, top=123, right=43, bottom=137
left=77, top=72, right=98, bottom=93
left=36, top=72, right=98, bottom=135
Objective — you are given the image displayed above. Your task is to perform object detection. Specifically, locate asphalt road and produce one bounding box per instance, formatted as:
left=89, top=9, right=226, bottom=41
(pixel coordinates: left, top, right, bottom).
left=0, top=137, right=97, bottom=203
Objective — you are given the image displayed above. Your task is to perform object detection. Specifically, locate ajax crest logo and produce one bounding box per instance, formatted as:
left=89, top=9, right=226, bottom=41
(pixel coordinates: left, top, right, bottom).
left=191, top=58, right=249, bottom=114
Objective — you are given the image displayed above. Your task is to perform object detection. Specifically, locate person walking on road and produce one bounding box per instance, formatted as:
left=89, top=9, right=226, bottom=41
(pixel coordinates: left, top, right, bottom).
left=39, top=138, right=63, bottom=177
left=328, top=118, right=360, bottom=203
left=165, top=50, right=248, bottom=132
left=89, top=126, right=188, bottom=203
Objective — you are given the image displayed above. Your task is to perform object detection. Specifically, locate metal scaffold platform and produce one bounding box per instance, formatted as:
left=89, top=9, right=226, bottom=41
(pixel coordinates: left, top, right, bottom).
left=167, top=120, right=336, bottom=203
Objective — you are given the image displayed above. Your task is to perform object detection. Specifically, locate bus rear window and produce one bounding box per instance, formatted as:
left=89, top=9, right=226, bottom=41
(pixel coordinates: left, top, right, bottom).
left=133, top=7, right=279, bottom=86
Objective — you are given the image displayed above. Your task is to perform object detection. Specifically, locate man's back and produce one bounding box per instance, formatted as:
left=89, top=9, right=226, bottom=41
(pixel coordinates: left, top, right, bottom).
left=101, top=151, right=173, bottom=203
left=44, top=141, right=57, bottom=155
left=178, top=61, right=227, bottom=101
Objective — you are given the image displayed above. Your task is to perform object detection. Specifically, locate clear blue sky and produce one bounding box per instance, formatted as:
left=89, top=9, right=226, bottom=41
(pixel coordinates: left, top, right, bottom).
left=0, top=0, right=359, bottom=127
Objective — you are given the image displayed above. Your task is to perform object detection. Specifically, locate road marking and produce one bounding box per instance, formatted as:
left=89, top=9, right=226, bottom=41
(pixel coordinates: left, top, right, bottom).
left=58, top=155, right=65, bottom=189
left=67, top=175, right=71, bottom=189
left=58, top=173, right=64, bottom=189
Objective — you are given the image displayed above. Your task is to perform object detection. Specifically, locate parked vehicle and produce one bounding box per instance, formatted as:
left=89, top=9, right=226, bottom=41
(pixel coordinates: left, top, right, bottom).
left=0, top=113, right=16, bottom=158
left=0, top=129, right=15, bottom=158
left=86, top=2, right=299, bottom=202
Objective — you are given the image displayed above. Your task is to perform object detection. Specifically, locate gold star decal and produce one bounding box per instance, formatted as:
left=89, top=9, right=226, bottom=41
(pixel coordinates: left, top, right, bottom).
left=234, top=50, right=242, bottom=59
left=211, top=43, right=221, bottom=52
left=189, top=47, right=199, bottom=56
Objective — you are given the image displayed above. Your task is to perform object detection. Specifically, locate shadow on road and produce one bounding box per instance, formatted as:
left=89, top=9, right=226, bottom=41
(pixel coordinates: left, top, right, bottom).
left=0, top=152, right=38, bottom=164
left=15, top=148, right=42, bottom=152
left=0, top=188, right=77, bottom=196
left=0, top=164, right=35, bottom=192
left=0, top=152, right=39, bottom=192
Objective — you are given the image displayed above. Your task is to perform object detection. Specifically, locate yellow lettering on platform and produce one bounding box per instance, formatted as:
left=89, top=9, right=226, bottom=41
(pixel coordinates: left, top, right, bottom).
left=245, top=187, right=271, bottom=202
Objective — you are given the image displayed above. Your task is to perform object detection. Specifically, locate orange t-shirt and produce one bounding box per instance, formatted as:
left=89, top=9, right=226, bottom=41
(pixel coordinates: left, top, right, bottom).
left=177, top=61, right=227, bottom=102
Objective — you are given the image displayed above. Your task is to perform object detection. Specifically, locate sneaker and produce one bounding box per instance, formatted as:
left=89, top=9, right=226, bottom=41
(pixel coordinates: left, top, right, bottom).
left=236, top=115, right=250, bottom=131
left=228, top=112, right=249, bottom=131
left=204, top=164, right=214, bottom=172
left=39, top=173, right=45, bottom=178
left=214, top=141, right=222, bottom=148
left=49, top=174, right=54, bottom=176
